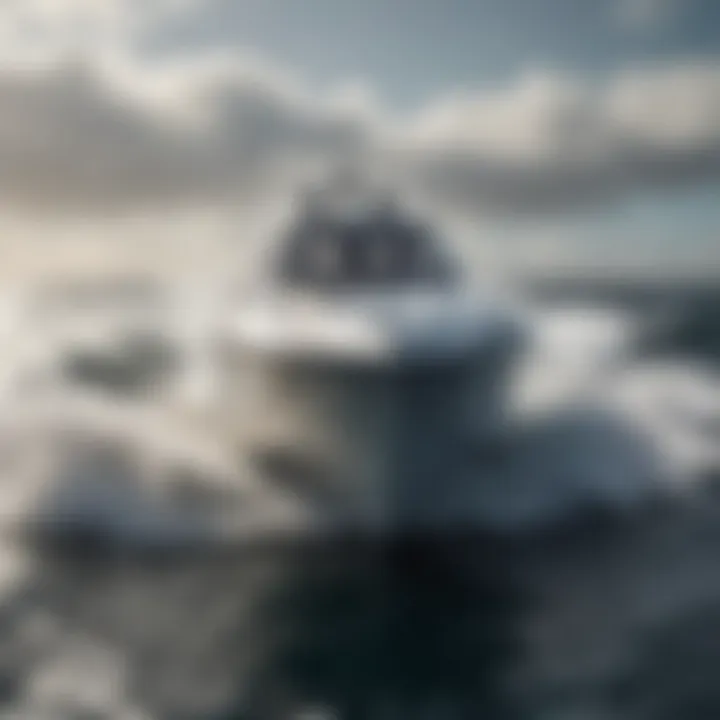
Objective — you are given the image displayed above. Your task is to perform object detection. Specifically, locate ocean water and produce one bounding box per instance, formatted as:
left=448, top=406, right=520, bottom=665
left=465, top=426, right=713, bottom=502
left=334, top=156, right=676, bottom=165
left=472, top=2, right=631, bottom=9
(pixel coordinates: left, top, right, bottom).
left=0, top=284, right=718, bottom=718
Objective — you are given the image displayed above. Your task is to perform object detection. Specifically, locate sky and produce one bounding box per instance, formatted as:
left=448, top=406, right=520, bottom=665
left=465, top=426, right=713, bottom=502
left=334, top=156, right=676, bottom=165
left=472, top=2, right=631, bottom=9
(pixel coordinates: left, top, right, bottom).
left=0, top=0, right=719, bottom=281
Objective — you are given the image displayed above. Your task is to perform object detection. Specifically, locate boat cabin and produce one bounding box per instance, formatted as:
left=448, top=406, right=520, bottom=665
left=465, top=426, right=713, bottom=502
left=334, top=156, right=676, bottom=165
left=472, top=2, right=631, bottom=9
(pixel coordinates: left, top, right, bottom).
left=275, top=203, right=459, bottom=291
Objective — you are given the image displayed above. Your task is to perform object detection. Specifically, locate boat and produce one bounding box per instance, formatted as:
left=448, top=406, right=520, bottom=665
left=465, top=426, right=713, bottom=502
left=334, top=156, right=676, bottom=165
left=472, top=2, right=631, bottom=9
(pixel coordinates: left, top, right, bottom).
left=218, top=190, right=525, bottom=529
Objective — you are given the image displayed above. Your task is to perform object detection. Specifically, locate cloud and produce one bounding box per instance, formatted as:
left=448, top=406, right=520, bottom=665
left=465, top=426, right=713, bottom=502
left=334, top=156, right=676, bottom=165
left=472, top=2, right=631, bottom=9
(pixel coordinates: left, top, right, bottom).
left=395, top=64, right=720, bottom=217
left=0, top=48, right=719, bottom=219
left=0, top=0, right=201, bottom=58
left=0, top=0, right=199, bottom=33
left=0, top=51, right=375, bottom=213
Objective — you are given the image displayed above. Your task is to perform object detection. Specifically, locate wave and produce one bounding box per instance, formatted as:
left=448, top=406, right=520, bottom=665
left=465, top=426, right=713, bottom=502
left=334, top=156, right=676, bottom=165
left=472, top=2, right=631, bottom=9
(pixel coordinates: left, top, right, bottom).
left=0, top=299, right=714, bottom=548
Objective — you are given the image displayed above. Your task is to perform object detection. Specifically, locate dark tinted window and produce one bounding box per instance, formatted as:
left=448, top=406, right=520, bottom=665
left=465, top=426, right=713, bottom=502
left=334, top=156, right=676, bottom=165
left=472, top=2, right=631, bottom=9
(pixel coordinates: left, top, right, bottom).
left=278, top=216, right=457, bottom=289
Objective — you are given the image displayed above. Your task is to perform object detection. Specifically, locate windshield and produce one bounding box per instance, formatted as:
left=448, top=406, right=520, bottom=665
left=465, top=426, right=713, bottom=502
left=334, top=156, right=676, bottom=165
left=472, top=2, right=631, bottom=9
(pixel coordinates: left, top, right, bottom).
left=278, top=216, right=458, bottom=290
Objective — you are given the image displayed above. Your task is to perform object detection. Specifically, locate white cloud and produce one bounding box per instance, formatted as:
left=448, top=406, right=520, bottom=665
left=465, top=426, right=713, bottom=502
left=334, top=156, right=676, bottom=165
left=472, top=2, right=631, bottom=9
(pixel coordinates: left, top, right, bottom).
left=0, top=0, right=200, bottom=59
left=0, top=47, right=718, bottom=222
left=0, top=50, right=376, bottom=213
left=389, top=62, right=720, bottom=218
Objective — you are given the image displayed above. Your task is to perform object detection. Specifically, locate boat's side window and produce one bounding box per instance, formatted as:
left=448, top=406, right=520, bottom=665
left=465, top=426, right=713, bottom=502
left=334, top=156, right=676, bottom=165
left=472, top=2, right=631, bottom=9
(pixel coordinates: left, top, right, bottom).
left=394, top=226, right=422, bottom=281
left=308, top=232, right=342, bottom=282
left=368, top=235, right=392, bottom=277
left=342, top=222, right=417, bottom=284
left=279, top=221, right=340, bottom=286
left=341, top=225, right=372, bottom=283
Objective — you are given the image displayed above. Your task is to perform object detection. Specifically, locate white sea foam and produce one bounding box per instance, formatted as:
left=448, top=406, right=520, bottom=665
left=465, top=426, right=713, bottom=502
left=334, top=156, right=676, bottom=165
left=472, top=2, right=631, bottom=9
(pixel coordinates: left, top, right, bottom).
left=0, top=289, right=715, bottom=544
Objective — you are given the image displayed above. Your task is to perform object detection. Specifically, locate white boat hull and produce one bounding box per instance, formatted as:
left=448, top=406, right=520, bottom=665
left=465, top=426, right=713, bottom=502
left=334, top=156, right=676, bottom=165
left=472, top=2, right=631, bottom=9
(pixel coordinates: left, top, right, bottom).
left=220, top=295, right=522, bottom=527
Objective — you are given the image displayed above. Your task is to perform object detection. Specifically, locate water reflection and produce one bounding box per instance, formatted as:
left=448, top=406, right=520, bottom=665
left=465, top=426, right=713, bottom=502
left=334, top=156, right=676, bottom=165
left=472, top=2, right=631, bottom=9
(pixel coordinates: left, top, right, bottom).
left=5, top=534, right=523, bottom=720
